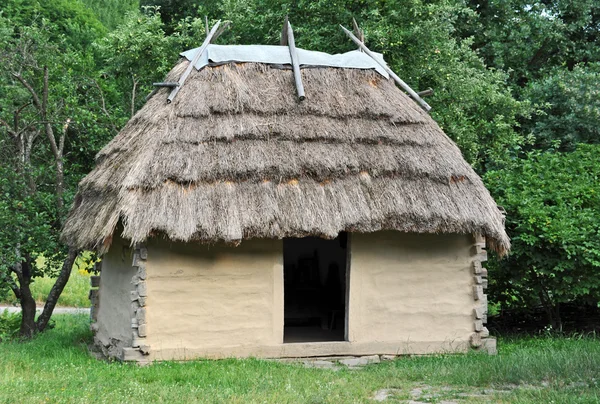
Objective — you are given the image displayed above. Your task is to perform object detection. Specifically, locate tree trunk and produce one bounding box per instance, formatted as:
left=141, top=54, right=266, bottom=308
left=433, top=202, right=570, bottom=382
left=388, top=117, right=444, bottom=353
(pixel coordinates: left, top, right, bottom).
left=16, top=260, right=37, bottom=338
left=36, top=249, right=79, bottom=332
left=538, top=288, right=562, bottom=331
left=20, top=293, right=37, bottom=338
left=530, top=269, right=562, bottom=331
left=554, top=303, right=563, bottom=333
left=55, top=156, right=64, bottom=217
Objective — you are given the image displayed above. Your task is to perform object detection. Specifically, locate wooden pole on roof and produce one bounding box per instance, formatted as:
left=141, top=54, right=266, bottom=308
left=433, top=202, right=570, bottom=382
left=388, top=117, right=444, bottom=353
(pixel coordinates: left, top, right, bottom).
left=339, top=24, right=432, bottom=112
left=418, top=88, right=434, bottom=97
left=280, top=15, right=289, bottom=45
left=212, top=21, right=231, bottom=42
left=352, top=18, right=364, bottom=50
left=283, top=19, right=305, bottom=101
left=167, top=20, right=221, bottom=104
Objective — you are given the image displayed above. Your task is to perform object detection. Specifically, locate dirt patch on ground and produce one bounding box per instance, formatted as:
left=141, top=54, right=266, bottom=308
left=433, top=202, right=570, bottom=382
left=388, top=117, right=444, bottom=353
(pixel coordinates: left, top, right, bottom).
left=371, top=383, right=548, bottom=403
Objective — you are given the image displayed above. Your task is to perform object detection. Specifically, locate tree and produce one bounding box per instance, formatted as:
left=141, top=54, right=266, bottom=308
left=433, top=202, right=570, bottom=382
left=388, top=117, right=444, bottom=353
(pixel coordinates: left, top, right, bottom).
left=460, top=0, right=600, bottom=88
left=93, top=9, right=186, bottom=118
left=522, top=63, right=600, bottom=151
left=484, top=144, right=600, bottom=329
left=80, top=0, right=140, bottom=30
left=457, top=1, right=600, bottom=152
left=0, top=9, right=113, bottom=336
left=1, top=0, right=107, bottom=50
left=139, top=0, right=207, bottom=31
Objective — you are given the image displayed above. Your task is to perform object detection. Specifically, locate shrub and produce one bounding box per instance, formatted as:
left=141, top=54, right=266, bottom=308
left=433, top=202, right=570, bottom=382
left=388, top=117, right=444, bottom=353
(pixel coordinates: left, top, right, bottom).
left=0, top=310, right=21, bottom=342
left=485, top=144, right=600, bottom=329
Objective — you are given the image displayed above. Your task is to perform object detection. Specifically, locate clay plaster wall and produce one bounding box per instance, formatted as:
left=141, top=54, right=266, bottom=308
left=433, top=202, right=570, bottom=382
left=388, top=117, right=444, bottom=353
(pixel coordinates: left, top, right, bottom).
left=132, top=231, right=476, bottom=360
left=96, top=235, right=137, bottom=348
left=348, top=231, right=476, bottom=348
left=144, top=238, right=283, bottom=359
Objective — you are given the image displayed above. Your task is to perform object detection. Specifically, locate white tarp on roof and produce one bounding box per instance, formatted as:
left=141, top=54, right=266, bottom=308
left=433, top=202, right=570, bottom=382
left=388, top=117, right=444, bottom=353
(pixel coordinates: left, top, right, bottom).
left=180, top=44, right=390, bottom=78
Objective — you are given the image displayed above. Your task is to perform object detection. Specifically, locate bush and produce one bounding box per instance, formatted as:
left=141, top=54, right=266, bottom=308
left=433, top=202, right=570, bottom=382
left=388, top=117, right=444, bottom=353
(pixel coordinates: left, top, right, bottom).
left=0, top=310, right=21, bottom=342
left=524, top=63, right=600, bottom=151
left=485, top=144, right=600, bottom=329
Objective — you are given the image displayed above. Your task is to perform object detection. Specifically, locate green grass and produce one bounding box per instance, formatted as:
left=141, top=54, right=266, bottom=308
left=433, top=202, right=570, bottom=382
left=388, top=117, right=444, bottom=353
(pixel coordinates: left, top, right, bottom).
left=0, top=315, right=599, bottom=403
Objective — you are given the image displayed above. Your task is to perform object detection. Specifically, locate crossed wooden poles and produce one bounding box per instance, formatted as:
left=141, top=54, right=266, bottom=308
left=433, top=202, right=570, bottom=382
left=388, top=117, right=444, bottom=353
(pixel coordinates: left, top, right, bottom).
left=157, top=18, right=432, bottom=112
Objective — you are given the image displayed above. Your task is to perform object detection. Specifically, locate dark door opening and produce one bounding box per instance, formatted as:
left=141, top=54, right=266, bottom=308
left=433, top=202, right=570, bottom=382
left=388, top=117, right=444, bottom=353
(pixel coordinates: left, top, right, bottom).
left=283, top=233, right=349, bottom=343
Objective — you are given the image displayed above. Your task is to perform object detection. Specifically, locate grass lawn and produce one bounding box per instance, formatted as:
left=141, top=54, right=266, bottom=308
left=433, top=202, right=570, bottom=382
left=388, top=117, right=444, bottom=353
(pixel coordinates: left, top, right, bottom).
left=0, top=315, right=598, bottom=403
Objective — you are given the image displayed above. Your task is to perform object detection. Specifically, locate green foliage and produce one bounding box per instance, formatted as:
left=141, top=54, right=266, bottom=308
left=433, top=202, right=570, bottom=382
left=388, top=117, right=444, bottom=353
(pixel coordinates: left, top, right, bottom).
left=0, top=8, right=117, bottom=186
left=0, top=0, right=106, bottom=49
left=93, top=9, right=185, bottom=116
left=485, top=145, right=600, bottom=325
left=523, top=63, right=600, bottom=151
left=358, top=3, right=525, bottom=169
left=0, top=163, right=61, bottom=278
left=451, top=1, right=600, bottom=320
left=80, top=0, right=139, bottom=30
left=0, top=3, right=116, bottom=332
left=0, top=310, right=20, bottom=341
left=0, top=19, right=83, bottom=268
left=461, top=0, right=600, bottom=87
left=140, top=0, right=204, bottom=30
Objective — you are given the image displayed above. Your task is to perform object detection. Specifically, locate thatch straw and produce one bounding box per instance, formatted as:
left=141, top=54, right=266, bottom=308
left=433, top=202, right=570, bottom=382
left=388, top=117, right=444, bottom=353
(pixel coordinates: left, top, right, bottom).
left=62, top=60, right=510, bottom=255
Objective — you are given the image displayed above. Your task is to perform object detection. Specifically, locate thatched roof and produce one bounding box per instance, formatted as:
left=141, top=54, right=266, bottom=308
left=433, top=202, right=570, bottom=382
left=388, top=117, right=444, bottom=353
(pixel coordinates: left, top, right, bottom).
left=62, top=54, right=510, bottom=255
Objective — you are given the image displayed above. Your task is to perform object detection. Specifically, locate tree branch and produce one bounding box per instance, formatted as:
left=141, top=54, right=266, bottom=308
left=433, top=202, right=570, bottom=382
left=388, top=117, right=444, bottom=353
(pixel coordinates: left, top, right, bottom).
left=58, top=118, right=70, bottom=156
left=11, top=73, right=42, bottom=111
left=12, top=71, right=60, bottom=159
left=0, top=118, right=17, bottom=137
left=36, top=248, right=79, bottom=332
left=5, top=272, right=21, bottom=300
left=10, top=262, right=24, bottom=284
left=131, top=76, right=138, bottom=118
left=15, top=102, right=32, bottom=116
left=92, top=79, right=119, bottom=133
left=25, top=130, right=38, bottom=193
left=42, top=66, right=48, bottom=116
left=527, top=39, right=549, bottom=68
left=14, top=101, right=32, bottom=132
left=16, top=121, right=42, bottom=137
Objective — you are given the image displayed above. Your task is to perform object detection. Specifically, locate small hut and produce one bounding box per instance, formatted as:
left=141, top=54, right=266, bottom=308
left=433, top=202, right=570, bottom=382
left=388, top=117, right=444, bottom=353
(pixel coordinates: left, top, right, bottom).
left=62, top=22, right=509, bottom=362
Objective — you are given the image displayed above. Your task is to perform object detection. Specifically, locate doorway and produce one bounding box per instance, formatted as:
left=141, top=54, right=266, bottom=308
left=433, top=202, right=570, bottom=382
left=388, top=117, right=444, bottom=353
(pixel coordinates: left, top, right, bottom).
left=283, top=233, right=349, bottom=343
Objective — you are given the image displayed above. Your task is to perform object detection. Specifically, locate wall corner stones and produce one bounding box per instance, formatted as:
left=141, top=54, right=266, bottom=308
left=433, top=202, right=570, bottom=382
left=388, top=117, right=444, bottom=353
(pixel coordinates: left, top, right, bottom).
left=470, top=233, right=495, bottom=354
left=124, top=244, right=151, bottom=362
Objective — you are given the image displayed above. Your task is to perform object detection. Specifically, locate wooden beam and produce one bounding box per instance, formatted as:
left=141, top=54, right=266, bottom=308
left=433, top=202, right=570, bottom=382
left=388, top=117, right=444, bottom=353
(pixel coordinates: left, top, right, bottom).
left=352, top=18, right=364, bottom=46
left=212, top=21, right=231, bottom=43
left=417, top=88, right=434, bottom=97
left=286, top=21, right=305, bottom=101
left=153, top=82, right=179, bottom=88
left=145, top=88, right=158, bottom=102
left=280, top=15, right=289, bottom=46
left=339, top=24, right=431, bottom=112
left=167, top=20, right=221, bottom=104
